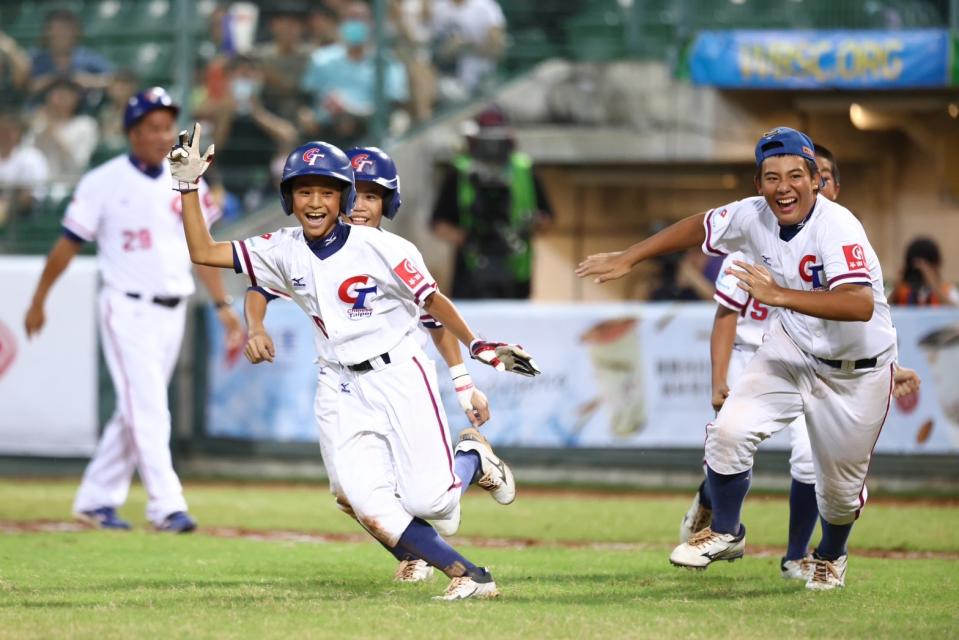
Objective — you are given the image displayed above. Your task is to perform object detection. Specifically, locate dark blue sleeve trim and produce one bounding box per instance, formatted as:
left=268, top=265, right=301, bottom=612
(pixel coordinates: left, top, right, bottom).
left=248, top=286, right=279, bottom=302
left=62, top=228, right=86, bottom=245
left=232, top=244, right=242, bottom=274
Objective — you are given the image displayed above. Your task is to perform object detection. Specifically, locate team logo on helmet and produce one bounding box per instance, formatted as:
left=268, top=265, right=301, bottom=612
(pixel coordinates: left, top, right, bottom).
left=338, top=275, right=377, bottom=319
left=303, top=147, right=325, bottom=165
left=351, top=153, right=373, bottom=173
left=144, top=87, right=171, bottom=105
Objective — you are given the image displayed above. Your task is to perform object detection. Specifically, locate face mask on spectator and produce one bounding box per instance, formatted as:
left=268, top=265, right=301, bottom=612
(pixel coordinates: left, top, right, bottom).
left=340, top=20, right=368, bottom=46
left=230, top=77, right=261, bottom=113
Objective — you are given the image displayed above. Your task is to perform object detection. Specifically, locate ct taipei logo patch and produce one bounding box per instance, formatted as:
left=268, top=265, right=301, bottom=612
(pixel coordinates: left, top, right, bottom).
left=351, top=153, right=374, bottom=173
left=393, top=259, right=424, bottom=289
left=799, top=254, right=826, bottom=289
left=0, top=319, right=18, bottom=379
left=843, top=244, right=867, bottom=270
left=303, top=147, right=325, bottom=165
left=338, top=275, right=377, bottom=319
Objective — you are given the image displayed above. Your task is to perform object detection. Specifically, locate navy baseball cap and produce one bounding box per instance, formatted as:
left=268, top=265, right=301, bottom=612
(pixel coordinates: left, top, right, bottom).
left=123, top=87, right=179, bottom=132
left=755, top=127, right=816, bottom=167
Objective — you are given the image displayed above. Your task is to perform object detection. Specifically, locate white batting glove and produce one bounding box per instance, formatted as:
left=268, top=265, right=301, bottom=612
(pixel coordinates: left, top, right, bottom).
left=469, top=339, right=541, bottom=377
left=168, top=122, right=214, bottom=192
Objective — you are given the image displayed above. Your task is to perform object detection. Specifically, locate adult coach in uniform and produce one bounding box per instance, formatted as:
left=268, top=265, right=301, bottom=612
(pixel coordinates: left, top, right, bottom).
left=24, top=88, right=244, bottom=532
left=578, top=127, right=898, bottom=590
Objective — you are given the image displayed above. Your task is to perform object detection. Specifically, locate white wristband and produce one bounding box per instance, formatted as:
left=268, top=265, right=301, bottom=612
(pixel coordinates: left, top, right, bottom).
left=449, top=363, right=470, bottom=386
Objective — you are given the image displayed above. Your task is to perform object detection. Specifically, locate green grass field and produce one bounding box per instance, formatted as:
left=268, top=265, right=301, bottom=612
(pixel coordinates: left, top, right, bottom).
left=1, top=480, right=957, bottom=639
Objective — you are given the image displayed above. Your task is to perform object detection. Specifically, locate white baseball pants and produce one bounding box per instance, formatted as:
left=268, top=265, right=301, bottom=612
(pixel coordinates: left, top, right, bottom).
left=708, top=322, right=894, bottom=525
left=73, top=288, right=189, bottom=525
left=329, top=340, right=462, bottom=547
left=727, top=345, right=815, bottom=484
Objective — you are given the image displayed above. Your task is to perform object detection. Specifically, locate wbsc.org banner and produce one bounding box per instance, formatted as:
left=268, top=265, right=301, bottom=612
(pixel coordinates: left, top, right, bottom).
left=689, top=29, right=950, bottom=89
left=204, top=302, right=959, bottom=454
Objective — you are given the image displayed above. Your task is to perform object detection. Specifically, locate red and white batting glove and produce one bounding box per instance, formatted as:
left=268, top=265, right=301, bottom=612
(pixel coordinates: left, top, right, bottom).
left=469, top=339, right=541, bottom=377
left=169, top=122, right=214, bottom=192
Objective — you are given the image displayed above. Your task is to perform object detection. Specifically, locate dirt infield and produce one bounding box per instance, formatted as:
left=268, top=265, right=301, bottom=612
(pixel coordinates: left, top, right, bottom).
left=3, top=519, right=957, bottom=560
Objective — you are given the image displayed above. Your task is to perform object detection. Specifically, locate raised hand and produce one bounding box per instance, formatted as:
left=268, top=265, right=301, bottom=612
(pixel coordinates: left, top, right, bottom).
left=168, top=122, right=215, bottom=192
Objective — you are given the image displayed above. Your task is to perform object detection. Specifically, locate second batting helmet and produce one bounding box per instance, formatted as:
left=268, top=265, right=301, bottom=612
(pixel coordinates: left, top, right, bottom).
left=346, top=147, right=402, bottom=220
left=279, top=141, right=356, bottom=215
left=123, top=87, right=179, bottom=132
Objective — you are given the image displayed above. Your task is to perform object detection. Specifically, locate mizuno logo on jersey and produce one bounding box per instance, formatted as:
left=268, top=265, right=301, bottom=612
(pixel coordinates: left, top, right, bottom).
left=799, top=254, right=826, bottom=289
left=291, top=276, right=305, bottom=288
left=393, top=259, right=424, bottom=289
left=338, top=275, right=377, bottom=319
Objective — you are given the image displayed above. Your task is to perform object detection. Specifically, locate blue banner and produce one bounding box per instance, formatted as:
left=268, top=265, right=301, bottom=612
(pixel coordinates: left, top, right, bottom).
left=689, top=29, right=949, bottom=89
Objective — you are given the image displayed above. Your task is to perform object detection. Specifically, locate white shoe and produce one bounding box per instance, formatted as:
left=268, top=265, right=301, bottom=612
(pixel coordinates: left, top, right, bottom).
left=805, top=554, right=847, bottom=591
left=669, top=526, right=746, bottom=569
left=455, top=428, right=516, bottom=505
left=433, top=574, right=500, bottom=601
left=394, top=559, right=434, bottom=583
left=679, top=488, right=712, bottom=543
left=429, top=502, right=461, bottom=537
left=781, top=555, right=814, bottom=581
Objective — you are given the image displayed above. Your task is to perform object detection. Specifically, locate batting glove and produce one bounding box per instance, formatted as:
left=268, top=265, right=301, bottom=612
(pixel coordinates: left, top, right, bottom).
left=469, top=340, right=541, bottom=377
left=169, top=122, right=214, bottom=192
left=450, top=363, right=477, bottom=412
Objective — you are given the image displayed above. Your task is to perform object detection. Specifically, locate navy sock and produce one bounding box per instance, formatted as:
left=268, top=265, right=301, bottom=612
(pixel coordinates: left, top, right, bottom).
left=454, top=450, right=482, bottom=496
left=396, top=517, right=489, bottom=580
left=705, top=466, right=751, bottom=535
left=785, top=480, right=819, bottom=560
left=698, top=478, right=712, bottom=510
left=815, top=518, right=853, bottom=561
left=376, top=538, right=415, bottom=562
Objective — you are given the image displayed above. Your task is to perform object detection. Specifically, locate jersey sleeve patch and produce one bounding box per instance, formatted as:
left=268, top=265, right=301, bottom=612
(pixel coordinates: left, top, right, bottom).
left=842, top=244, right=867, bottom=271
left=393, top=259, right=425, bottom=289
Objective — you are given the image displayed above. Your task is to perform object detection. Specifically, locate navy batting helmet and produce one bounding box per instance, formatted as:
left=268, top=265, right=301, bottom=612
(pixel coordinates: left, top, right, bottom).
left=346, top=147, right=402, bottom=220
left=280, top=141, right=356, bottom=215
left=123, top=87, right=179, bottom=132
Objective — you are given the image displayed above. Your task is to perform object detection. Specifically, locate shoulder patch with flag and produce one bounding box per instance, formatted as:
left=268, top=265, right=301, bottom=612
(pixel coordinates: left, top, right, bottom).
left=393, top=259, right=424, bottom=289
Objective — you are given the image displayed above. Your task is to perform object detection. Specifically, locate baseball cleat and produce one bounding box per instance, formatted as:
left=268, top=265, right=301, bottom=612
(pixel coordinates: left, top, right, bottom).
left=74, top=507, right=132, bottom=530
left=433, top=572, right=499, bottom=601
left=429, top=502, right=461, bottom=537
left=805, top=553, right=847, bottom=591
left=781, top=555, right=815, bottom=581
left=155, top=511, right=197, bottom=533
left=455, top=428, right=516, bottom=505
left=679, top=484, right=712, bottom=543
left=669, top=525, right=746, bottom=569
left=394, top=559, right=435, bottom=583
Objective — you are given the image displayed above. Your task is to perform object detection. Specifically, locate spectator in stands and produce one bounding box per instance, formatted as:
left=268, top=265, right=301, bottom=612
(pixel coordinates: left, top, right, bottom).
left=26, top=77, right=98, bottom=198
left=300, top=1, right=409, bottom=147
left=431, top=0, right=505, bottom=103
left=195, top=55, right=297, bottom=211
left=29, top=9, right=112, bottom=104
left=95, top=69, right=140, bottom=160
left=0, top=30, right=32, bottom=108
left=391, top=0, right=437, bottom=122
left=431, top=106, right=553, bottom=299
left=308, top=4, right=342, bottom=48
left=889, top=237, right=958, bottom=306
left=0, top=108, right=49, bottom=226
left=256, top=3, right=312, bottom=126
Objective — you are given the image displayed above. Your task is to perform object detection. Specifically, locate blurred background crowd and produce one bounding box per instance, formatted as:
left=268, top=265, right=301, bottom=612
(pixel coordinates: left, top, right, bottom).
left=0, top=0, right=956, bottom=305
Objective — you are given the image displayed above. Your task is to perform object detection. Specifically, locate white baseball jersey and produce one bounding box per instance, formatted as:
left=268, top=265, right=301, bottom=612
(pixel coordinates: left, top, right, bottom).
left=232, top=222, right=437, bottom=367
left=62, top=155, right=220, bottom=297
left=713, top=251, right=774, bottom=350
left=703, top=194, right=896, bottom=361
